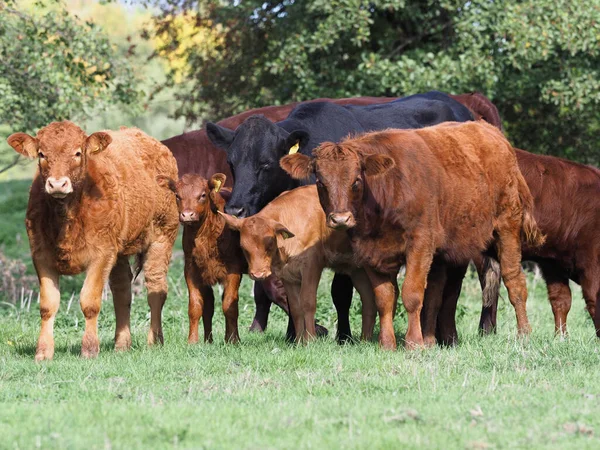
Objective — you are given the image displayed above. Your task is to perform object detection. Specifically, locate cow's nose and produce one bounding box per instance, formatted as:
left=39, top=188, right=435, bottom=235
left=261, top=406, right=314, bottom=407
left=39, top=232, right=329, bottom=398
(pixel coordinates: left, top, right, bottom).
left=180, top=211, right=196, bottom=222
left=327, top=212, right=355, bottom=230
left=250, top=270, right=271, bottom=281
left=225, top=205, right=246, bottom=218
left=45, top=177, right=73, bottom=197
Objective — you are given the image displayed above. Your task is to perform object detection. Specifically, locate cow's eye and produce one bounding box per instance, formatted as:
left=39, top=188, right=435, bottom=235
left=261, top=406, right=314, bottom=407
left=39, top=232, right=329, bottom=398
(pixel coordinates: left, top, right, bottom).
left=352, top=178, right=361, bottom=191
left=199, top=193, right=207, bottom=201
left=38, top=152, right=45, bottom=159
left=175, top=194, right=181, bottom=201
left=74, top=151, right=81, bottom=157
left=260, top=163, right=271, bottom=170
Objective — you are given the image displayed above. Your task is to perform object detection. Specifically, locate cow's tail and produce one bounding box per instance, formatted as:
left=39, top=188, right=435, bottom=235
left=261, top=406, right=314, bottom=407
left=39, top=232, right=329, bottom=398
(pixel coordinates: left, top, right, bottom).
left=133, top=252, right=146, bottom=281
left=516, top=169, right=546, bottom=248
left=475, top=256, right=501, bottom=309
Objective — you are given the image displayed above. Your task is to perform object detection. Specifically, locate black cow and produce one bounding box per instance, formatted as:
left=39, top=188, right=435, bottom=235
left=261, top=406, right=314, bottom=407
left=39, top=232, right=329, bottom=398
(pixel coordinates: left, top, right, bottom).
left=206, top=90, right=475, bottom=342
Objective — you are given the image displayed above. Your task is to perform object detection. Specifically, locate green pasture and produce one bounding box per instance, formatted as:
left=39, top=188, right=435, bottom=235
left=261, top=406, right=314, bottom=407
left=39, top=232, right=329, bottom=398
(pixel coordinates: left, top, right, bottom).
left=1, top=180, right=599, bottom=450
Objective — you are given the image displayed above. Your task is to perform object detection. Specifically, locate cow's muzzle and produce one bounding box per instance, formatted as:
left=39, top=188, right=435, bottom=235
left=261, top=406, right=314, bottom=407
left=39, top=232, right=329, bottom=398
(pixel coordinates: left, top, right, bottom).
left=327, top=212, right=356, bottom=230
left=45, top=177, right=73, bottom=198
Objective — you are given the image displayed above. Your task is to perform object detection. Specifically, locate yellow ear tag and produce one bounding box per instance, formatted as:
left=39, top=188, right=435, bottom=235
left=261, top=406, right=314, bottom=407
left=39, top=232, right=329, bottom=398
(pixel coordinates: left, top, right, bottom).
left=281, top=231, right=293, bottom=239
left=289, top=142, right=299, bottom=154
left=213, top=179, right=222, bottom=193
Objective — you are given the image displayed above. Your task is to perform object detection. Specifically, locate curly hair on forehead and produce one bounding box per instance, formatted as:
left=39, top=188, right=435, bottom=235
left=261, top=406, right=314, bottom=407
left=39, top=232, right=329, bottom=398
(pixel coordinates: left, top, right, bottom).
left=36, top=121, right=87, bottom=146
left=312, top=142, right=361, bottom=161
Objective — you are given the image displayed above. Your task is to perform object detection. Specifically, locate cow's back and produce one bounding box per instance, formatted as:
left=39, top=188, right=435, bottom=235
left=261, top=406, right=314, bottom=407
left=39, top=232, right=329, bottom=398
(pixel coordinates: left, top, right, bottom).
left=345, top=91, right=474, bottom=131
left=96, top=128, right=178, bottom=253
left=516, top=149, right=600, bottom=267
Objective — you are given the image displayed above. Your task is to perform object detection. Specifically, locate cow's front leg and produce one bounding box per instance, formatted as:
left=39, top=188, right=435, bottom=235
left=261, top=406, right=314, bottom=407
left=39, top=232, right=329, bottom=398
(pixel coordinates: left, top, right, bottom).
left=80, top=256, right=115, bottom=358
left=33, top=257, right=61, bottom=362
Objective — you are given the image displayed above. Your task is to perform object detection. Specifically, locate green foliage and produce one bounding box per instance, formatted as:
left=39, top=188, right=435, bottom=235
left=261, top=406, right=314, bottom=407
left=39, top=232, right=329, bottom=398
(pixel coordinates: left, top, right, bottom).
left=150, top=0, right=600, bottom=164
left=0, top=0, right=141, bottom=171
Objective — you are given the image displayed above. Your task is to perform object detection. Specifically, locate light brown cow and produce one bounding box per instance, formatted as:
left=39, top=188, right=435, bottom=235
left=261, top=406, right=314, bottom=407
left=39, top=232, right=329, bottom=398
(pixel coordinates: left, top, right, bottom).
left=282, top=121, right=545, bottom=350
left=220, top=185, right=379, bottom=343
left=7, top=121, right=179, bottom=360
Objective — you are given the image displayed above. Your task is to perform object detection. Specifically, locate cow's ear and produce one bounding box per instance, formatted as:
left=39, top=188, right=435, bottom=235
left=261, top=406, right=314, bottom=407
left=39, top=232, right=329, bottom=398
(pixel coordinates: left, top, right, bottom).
left=280, top=154, right=313, bottom=180
left=284, top=129, right=310, bottom=155
left=156, top=175, right=177, bottom=194
left=85, top=132, right=112, bottom=154
left=363, top=154, right=395, bottom=177
left=206, top=122, right=235, bottom=151
left=218, top=211, right=244, bottom=231
left=209, top=173, right=226, bottom=193
left=274, top=222, right=295, bottom=240
left=7, top=133, right=38, bottom=158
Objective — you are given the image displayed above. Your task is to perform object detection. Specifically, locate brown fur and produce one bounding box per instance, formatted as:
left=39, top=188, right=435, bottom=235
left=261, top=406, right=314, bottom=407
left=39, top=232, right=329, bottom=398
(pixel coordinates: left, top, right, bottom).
left=221, top=185, right=380, bottom=343
left=282, top=121, right=544, bottom=350
left=480, top=150, right=600, bottom=335
left=7, top=121, right=179, bottom=360
left=449, top=92, right=503, bottom=130
left=159, top=173, right=246, bottom=343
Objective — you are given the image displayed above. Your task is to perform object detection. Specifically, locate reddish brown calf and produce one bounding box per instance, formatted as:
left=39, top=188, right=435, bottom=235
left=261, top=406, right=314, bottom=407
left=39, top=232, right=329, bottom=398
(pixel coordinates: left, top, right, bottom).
left=282, top=121, right=545, bottom=350
left=158, top=173, right=247, bottom=343
left=8, top=122, right=179, bottom=360
left=220, top=185, right=379, bottom=343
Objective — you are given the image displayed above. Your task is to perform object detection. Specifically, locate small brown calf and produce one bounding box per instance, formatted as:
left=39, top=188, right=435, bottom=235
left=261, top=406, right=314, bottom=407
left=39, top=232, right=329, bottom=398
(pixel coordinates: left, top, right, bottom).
left=158, top=173, right=245, bottom=343
left=221, top=185, right=379, bottom=343
left=8, top=122, right=179, bottom=360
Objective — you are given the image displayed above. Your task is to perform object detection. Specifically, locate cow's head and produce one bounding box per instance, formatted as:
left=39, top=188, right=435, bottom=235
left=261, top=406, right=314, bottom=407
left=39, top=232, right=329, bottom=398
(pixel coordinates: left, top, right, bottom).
left=157, top=173, right=227, bottom=225
left=281, top=142, right=394, bottom=230
left=206, top=115, right=309, bottom=218
left=7, top=121, right=111, bottom=200
left=219, top=213, right=294, bottom=280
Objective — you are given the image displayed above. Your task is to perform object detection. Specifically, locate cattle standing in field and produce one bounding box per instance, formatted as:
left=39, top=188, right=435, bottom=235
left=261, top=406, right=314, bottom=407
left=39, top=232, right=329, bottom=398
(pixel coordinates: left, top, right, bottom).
left=282, top=121, right=545, bottom=350
left=7, top=122, right=179, bottom=360
left=476, top=150, right=600, bottom=335
left=205, top=90, right=475, bottom=342
left=157, top=173, right=247, bottom=343
left=220, top=185, right=379, bottom=343
left=162, top=96, right=395, bottom=337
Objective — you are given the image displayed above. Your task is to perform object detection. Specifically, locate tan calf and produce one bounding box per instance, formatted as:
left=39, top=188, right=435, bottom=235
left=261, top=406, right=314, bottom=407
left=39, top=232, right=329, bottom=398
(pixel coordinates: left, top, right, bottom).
left=7, top=121, right=179, bottom=360
left=221, top=185, right=379, bottom=343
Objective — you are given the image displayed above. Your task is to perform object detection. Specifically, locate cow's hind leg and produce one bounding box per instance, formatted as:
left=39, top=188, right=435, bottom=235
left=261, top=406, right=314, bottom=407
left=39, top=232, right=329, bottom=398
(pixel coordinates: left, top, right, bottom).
left=110, top=256, right=133, bottom=351
left=420, top=261, right=447, bottom=347
left=144, top=237, right=173, bottom=346
left=332, top=273, right=353, bottom=343
left=33, top=258, right=61, bottom=361
left=222, top=273, right=242, bottom=343
left=436, top=264, right=468, bottom=346
left=350, top=269, right=377, bottom=341
left=539, top=262, right=571, bottom=335
left=496, top=226, right=531, bottom=336
left=582, top=269, right=600, bottom=336
left=250, top=281, right=272, bottom=333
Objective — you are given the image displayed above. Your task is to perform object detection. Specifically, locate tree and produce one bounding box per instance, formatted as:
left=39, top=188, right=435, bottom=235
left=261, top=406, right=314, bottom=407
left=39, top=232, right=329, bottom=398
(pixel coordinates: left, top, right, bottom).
left=148, top=0, right=600, bottom=164
left=0, top=0, right=141, bottom=173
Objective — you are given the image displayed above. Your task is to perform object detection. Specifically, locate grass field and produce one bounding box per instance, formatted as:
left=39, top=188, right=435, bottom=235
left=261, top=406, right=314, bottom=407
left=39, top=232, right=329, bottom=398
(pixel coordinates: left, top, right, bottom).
left=1, top=179, right=600, bottom=449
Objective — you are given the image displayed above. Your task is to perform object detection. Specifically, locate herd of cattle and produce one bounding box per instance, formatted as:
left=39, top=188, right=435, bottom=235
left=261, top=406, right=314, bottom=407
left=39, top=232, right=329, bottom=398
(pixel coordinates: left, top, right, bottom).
left=6, top=91, right=600, bottom=361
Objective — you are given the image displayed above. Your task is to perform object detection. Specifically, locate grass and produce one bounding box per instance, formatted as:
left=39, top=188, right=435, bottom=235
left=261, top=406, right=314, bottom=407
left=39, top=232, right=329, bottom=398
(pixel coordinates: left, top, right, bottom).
left=2, top=180, right=600, bottom=449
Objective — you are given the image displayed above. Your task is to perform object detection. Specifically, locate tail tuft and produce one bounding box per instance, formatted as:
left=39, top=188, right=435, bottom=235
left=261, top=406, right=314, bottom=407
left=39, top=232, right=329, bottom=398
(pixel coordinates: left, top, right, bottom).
left=522, top=209, right=546, bottom=248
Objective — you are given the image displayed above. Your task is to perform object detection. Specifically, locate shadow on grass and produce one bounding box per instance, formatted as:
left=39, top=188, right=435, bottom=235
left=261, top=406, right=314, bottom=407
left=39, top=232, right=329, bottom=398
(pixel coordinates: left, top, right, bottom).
left=15, top=339, right=119, bottom=358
